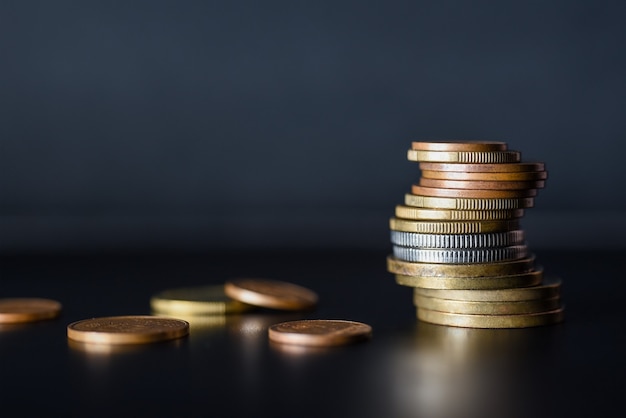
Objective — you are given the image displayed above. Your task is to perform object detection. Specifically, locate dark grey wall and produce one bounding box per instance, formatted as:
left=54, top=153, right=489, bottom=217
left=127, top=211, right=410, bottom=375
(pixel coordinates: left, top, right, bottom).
left=1, top=1, right=624, bottom=252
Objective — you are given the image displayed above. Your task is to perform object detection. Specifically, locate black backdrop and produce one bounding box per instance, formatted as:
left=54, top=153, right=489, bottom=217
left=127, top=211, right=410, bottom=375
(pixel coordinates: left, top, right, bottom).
left=1, top=0, right=624, bottom=253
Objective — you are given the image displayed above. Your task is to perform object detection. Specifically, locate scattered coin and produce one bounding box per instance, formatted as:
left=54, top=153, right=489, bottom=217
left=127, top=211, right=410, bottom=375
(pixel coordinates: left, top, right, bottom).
left=395, top=269, right=543, bottom=290
left=408, top=150, right=521, bottom=163
left=67, top=315, right=189, bottom=344
left=150, top=285, right=254, bottom=316
left=224, top=278, right=318, bottom=311
left=416, top=306, right=565, bottom=328
left=411, top=141, right=508, bottom=152
left=0, top=298, right=62, bottom=324
left=268, top=319, right=372, bottom=346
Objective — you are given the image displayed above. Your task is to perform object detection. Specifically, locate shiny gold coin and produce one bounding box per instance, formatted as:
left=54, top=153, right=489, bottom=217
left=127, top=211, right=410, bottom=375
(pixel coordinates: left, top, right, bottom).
left=416, top=306, right=565, bottom=328
left=150, top=285, right=254, bottom=316
left=268, top=319, right=372, bottom=347
left=411, top=141, right=508, bottom=152
left=414, top=277, right=561, bottom=301
left=414, top=294, right=562, bottom=315
left=412, top=185, right=537, bottom=198
left=419, top=178, right=545, bottom=190
left=0, top=298, right=62, bottom=324
left=66, top=316, right=189, bottom=345
left=420, top=170, right=547, bottom=181
left=395, top=205, right=524, bottom=221
left=404, top=194, right=535, bottom=210
left=395, top=269, right=543, bottom=290
left=419, top=162, right=546, bottom=173
left=224, top=278, right=318, bottom=311
left=407, top=149, right=521, bottom=163
left=389, top=217, right=519, bottom=234
left=387, top=255, right=536, bottom=278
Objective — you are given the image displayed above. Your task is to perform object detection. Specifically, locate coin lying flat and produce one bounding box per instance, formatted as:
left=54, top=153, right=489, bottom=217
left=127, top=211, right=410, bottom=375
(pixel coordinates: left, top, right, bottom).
left=413, top=277, right=561, bottom=301
left=224, top=278, right=318, bottom=311
left=419, top=162, right=546, bottom=173
left=268, top=320, right=372, bottom=346
left=404, top=194, right=535, bottom=210
left=407, top=150, right=521, bottom=163
left=420, top=170, right=547, bottom=181
left=413, top=294, right=561, bottom=315
left=387, top=255, right=536, bottom=278
left=150, top=285, right=253, bottom=315
left=389, top=218, right=519, bottom=234
left=395, top=269, right=543, bottom=290
left=0, top=298, right=62, bottom=324
left=419, top=178, right=545, bottom=190
left=411, top=141, right=508, bottom=152
left=67, top=316, right=189, bottom=344
left=412, top=185, right=537, bottom=198
left=395, top=205, right=524, bottom=221
left=416, top=306, right=565, bottom=328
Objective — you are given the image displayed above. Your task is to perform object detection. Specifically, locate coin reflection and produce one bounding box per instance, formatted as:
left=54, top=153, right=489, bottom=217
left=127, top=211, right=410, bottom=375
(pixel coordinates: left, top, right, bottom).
left=67, top=338, right=184, bottom=355
left=269, top=341, right=334, bottom=356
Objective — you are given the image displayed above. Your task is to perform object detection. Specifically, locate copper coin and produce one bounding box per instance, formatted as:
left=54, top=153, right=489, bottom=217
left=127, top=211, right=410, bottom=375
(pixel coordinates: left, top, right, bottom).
left=67, top=315, right=189, bottom=344
left=0, top=298, right=62, bottom=324
left=420, top=170, right=548, bottom=181
left=408, top=150, right=521, bottom=163
left=419, top=178, right=545, bottom=190
left=419, top=162, right=546, bottom=173
left=224, top=278, right=318, bottom=311
left=411, top=141, right=508, bottom=152
left=412, top=185, right=537, bottom=198
left=268, top=319, right=372, bottom=346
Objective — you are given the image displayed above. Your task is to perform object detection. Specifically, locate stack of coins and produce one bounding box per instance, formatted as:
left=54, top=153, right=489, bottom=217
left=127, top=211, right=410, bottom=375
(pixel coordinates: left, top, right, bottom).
left=387, top=140, right=565, bottom=328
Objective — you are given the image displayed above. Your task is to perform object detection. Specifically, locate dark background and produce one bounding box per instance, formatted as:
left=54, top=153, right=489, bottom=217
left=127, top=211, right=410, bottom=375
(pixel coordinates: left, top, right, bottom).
left=1, top=0, right=625, bottom=254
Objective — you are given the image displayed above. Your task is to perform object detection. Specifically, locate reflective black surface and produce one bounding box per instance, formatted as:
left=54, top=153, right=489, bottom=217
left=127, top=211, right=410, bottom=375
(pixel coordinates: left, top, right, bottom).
left=0, top=250, right=624, bottom=417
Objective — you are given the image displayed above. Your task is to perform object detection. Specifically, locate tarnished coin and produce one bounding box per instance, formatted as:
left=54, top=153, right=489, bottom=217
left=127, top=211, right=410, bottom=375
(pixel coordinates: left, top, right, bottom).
left=392, top=245, right=528, bottom=264
left=268, top=319, right=372, bottom=347
left=390, top=230, right=525, bottom=249
left=416, top=306, right=565, bottom=328
left=413, top=277, right=561, bottom=301
left=67, top=316, right=189, bottom=344
left=387, top=255, right=536, bottom=278
left=395, top=205, right=524, bottom=221
left=419, top=178, right=545, bottom=190
left=395, top=269, right=543, bottom=290
left=413, top=294, right=562, bottom=315
left=419, top=162, right=546, bottom=173
left=224, top=278, right=318, bottom=311
left=404, top=194, right=535, bottom=210
left=150, top=285, right=254, bottom=315
left=412, top=185, right=537, bottom=198
left=0, top=298, right=62, bottom=324
left=389, top=217, right=519, bottom=234
left=411, top=141, right=508, bottom=152
left=420, top=170, right=547, bottom=181
left=407, top=149, right=521, bottom=163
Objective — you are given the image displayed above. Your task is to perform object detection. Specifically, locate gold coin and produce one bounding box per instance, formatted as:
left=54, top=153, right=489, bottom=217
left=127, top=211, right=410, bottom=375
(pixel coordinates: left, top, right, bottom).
left=268, top=319, right=372, bottom=347
left=395, top=205, right=524, bottom=221
left=387, top=255, right=536, bottom=278
left=419, top=162, right=546, bottom=173
left=150, top=285, right=254, bottom=315
left=395, top=269, right=543, bottom=289
left=413, top=294, right=562, bottom=315
left=0, top=298, right=62, bottom=324
left=407, top=149, right=521, bottom=163
left=66, top=316, right=189, bottom=344
left=404, top=194, right=535, bottom=210
left=419, top=178, right=545, bottom=190
left=224, top=278, right=318, bottom=311
left=389, top=217, right=519, bottom=234
left=412, top=185, right=537, bottom=198
left=416, top=306, right=565, bottom=328
left=411, top=141, right=508, bottom=152
left=414, top=277, right=561, bottom=301
left=420, top=170, right=547, bottom=181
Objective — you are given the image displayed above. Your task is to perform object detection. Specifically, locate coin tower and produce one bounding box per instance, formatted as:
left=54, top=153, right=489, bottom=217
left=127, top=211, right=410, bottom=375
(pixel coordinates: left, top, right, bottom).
left=387, top=141, right=565, bottom=328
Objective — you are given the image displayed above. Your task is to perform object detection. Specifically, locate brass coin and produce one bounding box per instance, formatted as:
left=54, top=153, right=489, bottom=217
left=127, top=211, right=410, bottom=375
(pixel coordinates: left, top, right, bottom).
left=268, top=319, right=372, bottom=347
left=387, top=255, right=536, bottom=278
left=150, top=285, right=254, bottom=316
left=420, top=170, right=547, bottom=181
left=414, top=277, right=561, bottom=301
left=395, top=269, right=543, bottom=290
left=419, top=178, right=545, bottom=190
left=0, top=298, right=62, bottom=324
left=412, top=185, right=537, bottom=198
left=413, top=294, right=562, bottom=315
left=224, top=278, right=318, bottom=311
left=407, top=149, right=521, bottom=163
left=395, top=205, right=524, bottom=221
left=389, top=217, right=519, bottom=234
left=404, top=194, right=535, bottom=210
left=416, top=306, right=565, bottom=328
left=411, top=141, right=508, bottom=152
left=67, top=316, right=189, bottom=345
left=419, top=162, right=546, bottom=173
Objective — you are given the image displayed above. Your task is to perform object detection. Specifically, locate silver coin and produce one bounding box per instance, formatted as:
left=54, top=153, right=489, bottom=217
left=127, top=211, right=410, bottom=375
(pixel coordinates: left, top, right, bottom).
left=392, top=245, right=529, bottom=264
left=390, top=230, right=525, bottom=249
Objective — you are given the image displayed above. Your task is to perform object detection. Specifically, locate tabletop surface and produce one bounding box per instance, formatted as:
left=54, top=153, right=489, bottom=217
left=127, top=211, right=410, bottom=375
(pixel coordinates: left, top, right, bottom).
left=1, top=249, right=624, bottom=418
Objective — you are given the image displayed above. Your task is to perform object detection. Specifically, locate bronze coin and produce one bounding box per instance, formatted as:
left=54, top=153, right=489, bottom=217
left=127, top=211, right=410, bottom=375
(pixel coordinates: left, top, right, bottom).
left=411, top=185, right=537, bottom=198
left=411, top=141, right=508, bottom=152
left=268, top=319, right=372, bottom=346
left=419, top=178, right=545, bottom=190
left=224, top=278, right=318, bottom=311
left=419, top=162, right=546, bottom=173
left=67, top=316, right=189, bottom=345
left=0, top=298, right=62, bottom=324
left=420, top=170, right=547, bottom=181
